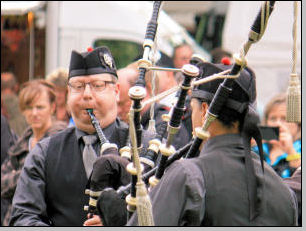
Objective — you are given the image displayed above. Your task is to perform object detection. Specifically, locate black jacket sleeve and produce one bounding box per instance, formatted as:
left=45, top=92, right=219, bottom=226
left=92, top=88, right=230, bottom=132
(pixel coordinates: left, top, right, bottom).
left=127, top=159, right=206, bottom=226
left=9, top=138, right=51, bottom=226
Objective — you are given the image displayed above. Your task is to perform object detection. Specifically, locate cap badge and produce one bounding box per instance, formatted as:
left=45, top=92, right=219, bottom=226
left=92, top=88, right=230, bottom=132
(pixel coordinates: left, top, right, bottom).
left=103, top=53, right=113, bottom=68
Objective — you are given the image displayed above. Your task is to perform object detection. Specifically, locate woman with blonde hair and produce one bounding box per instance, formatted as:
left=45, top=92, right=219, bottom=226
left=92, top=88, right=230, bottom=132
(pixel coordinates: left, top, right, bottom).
left=252, top=93, right=301, bottom=178
left=1, top=79, right=67, bottom=226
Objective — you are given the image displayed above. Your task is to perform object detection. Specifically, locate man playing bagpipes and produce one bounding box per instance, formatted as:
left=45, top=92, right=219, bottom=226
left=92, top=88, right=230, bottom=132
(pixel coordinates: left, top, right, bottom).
left=92, top=1, right=298, bottom=226
left=125, top=60, right=298, bottom=226
left=95, top=57, right=298, bottom=226
left=9, top=46, right=153, bottom=226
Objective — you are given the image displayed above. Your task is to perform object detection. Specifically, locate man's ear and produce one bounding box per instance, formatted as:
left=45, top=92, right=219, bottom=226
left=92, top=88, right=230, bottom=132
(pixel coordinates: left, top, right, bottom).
left=116, top=82, right=120, bottom=102
left=201, top=102, right=209, bottom=122
left=114, top=82, right=120, bottom=101
left=201, top=102, right=209, bottom=115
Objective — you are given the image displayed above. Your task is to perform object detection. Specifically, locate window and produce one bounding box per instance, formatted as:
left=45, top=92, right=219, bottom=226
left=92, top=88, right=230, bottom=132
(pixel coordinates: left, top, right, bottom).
left=93, top=40, right=143, bottom=69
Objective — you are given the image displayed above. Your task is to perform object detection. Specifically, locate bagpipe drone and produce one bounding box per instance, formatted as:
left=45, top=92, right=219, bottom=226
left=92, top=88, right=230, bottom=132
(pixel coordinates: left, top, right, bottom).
left=83, top=1, right=300, bottom=226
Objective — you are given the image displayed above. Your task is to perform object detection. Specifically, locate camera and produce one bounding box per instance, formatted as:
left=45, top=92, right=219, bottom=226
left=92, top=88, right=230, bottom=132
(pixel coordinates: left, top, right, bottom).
left=258, top=125, right=279, bottom=140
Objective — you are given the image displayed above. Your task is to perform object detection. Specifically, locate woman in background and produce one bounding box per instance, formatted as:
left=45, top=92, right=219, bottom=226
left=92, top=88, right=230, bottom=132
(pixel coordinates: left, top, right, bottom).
left=253, top=93, right=301, bottom=178
left=1, top=79, right=67, bottom=226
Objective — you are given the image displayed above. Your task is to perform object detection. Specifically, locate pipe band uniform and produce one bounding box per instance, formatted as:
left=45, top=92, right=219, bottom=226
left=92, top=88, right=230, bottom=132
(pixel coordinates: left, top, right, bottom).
left=126, top=57, right=298, bottom=227
left=8, top=46, right=150, bottom=226
left=9, top=1, right=300, bottom=227
left=97, top=1, right=298, bottom=227
left=96, top=47, right=245, bottom=226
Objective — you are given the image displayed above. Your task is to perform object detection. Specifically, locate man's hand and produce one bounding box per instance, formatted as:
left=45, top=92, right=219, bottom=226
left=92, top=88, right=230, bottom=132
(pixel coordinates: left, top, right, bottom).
left=83, top=214, right=103, bottom=226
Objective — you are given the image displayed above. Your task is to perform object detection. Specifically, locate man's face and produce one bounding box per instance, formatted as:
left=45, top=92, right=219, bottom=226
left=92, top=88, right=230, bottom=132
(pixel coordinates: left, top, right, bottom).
left=173, top=45, right=193, bottom=69
left=67, top=73, right=119, bottom=133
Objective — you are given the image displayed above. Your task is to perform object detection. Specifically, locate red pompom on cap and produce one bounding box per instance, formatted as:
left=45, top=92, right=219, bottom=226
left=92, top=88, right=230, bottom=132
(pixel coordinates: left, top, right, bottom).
left=221, top=57, right=231, bottom=65
left=87, top=47, right=93, bottom=52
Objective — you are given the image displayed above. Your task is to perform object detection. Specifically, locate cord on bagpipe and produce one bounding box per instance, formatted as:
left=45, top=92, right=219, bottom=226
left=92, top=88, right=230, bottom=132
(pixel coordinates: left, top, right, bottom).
left=128, top=109, right=154, bottom=226
left=121, top=1, right=202, bottom=222
left=124, top=1, right=163, bottom=225
left=116, top=56, right=235, bottom=198
left=91, top=50, right=251, bottom=225
left=122, top=63, right=200, bottom=225
left=94, top=0, right=278, bottom=226
left=286, top=1, right=300, bottom=123
left=84, top=47, right=253, bottom=225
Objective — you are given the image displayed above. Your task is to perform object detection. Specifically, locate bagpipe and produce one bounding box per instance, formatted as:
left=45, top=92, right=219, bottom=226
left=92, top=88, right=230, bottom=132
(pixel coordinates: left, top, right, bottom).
left=83, top=109, right=129, bottom=219
left=83, top=1, right=301, bottom=226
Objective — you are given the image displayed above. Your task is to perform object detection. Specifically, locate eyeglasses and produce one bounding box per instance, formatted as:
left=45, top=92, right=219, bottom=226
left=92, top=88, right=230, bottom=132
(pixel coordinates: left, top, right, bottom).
left=68, top=80, right=115, bottom=93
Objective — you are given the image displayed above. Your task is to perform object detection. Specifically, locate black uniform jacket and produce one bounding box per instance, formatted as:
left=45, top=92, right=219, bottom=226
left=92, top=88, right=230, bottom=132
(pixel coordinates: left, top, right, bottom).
left=128, top=134, right=298, bottom=226
left=10, top=118, right=138, bottom=226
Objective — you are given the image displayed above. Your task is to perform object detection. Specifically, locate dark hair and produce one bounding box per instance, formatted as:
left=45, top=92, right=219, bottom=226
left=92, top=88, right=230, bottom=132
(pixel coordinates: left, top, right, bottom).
left=194, top=97, right=247, bottom=133
left=191, top=61, right=257, bottom=133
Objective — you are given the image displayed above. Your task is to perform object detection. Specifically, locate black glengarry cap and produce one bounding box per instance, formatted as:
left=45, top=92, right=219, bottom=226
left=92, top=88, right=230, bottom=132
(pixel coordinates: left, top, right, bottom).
left=69, top=46, right=118, bottom=79
left=191, top=62, right=257, bottom=114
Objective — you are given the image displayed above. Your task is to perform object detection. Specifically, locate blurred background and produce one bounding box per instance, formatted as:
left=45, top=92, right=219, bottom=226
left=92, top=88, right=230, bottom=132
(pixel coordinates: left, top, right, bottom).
left=1, top=1, right=301, bottom=108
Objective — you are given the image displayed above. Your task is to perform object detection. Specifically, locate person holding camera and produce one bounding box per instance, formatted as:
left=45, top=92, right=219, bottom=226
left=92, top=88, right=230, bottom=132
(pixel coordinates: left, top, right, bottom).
left=252, top=93, right=301, bottom=178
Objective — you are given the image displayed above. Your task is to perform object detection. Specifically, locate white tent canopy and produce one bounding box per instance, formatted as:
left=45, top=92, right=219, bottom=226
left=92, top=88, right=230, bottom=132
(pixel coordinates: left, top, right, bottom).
left=1, top=1, right=45, bottom=15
